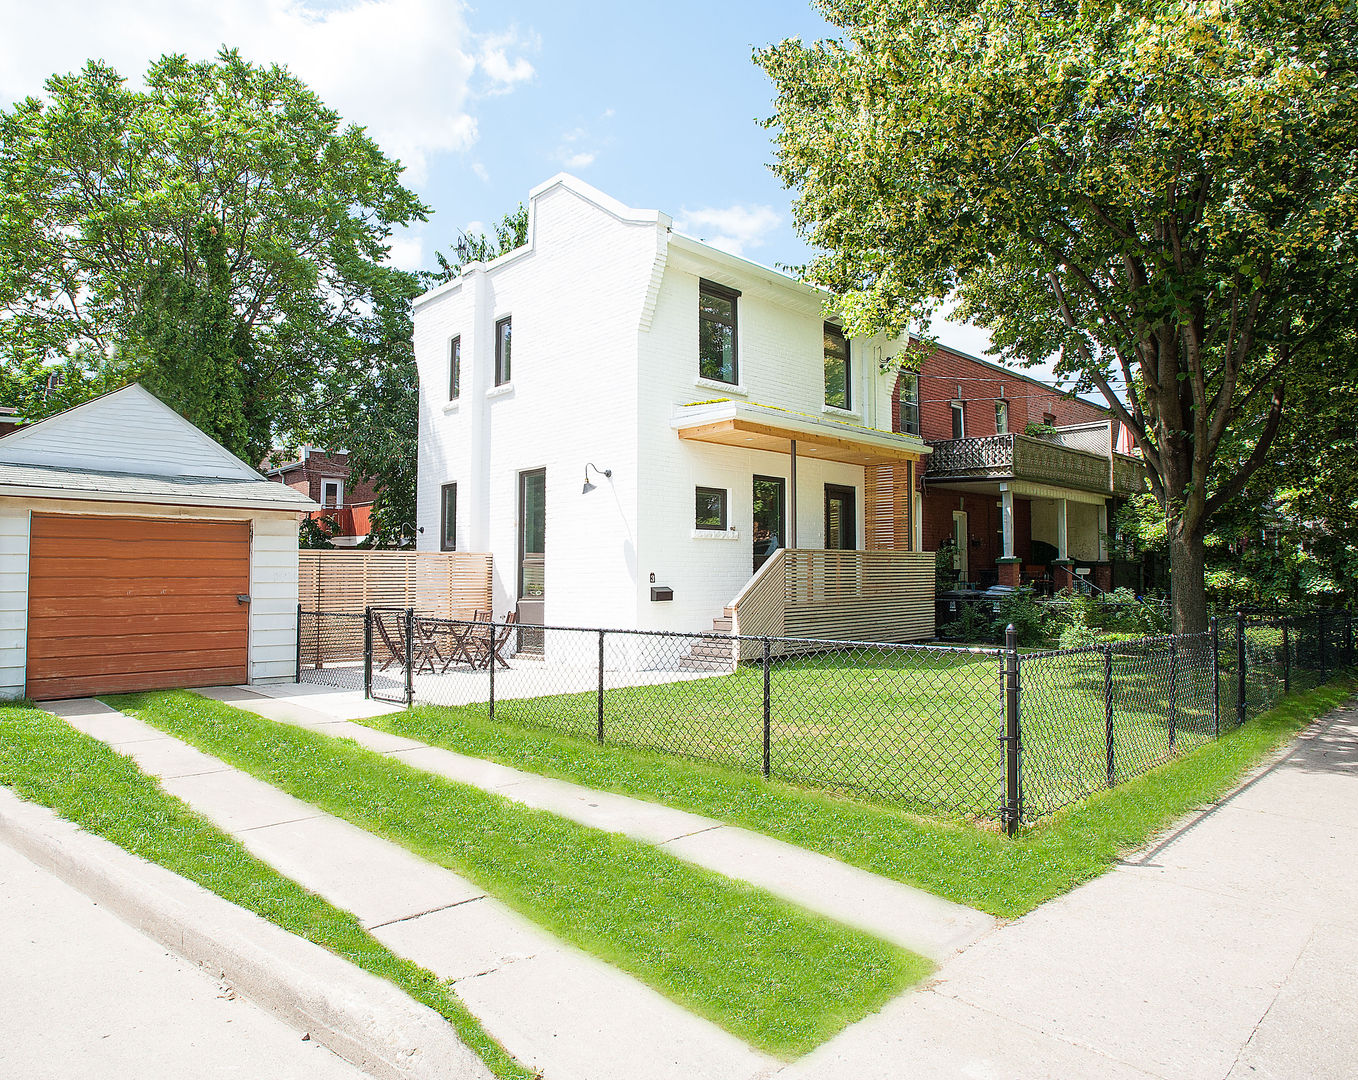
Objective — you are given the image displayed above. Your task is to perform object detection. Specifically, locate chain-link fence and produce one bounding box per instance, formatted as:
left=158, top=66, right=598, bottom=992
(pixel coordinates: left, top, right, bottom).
left=296, top=607, right=1354, bottom=828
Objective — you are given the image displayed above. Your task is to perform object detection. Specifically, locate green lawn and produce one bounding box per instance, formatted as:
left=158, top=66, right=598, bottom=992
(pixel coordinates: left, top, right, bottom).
left=0, top=701, right=533, bottom=1080
left=435, top=644, right=1258, bottom=822
left=109, top=690, right=929, bottom=1058
left=370, top=676, right=1356, bottom=919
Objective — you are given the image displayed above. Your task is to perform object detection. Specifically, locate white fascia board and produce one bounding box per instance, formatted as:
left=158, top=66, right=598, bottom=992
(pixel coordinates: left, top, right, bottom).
left=0, top=485, right=320, bottom=512
left=671, top=399, right=932, bottom=456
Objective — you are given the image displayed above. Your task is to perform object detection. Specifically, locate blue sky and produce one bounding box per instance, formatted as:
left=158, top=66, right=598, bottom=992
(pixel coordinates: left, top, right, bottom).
left=0, top=0, right=1000, bottom=359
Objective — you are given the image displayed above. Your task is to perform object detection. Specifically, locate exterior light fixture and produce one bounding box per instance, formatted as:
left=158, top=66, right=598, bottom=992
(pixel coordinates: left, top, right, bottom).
left=582, top=462, right=612, bottom=494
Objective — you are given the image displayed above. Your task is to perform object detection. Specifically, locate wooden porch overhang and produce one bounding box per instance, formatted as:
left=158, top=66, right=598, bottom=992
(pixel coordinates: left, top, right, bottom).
left=672, top=400, right=929, bottom=466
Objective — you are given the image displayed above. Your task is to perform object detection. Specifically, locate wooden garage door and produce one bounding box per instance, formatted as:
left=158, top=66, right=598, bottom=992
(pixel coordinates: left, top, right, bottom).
left=26, top=514, right=250, bottom=699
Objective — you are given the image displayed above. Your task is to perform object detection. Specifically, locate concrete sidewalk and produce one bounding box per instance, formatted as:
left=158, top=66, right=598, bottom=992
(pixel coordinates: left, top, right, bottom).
left=781, top=698, right=1358, bottom=1080
left=45, top=697, right=777, bottom=1080
left=222, top=682, right=996, bottom=961
left=0, top=834, right=369, bottom=1080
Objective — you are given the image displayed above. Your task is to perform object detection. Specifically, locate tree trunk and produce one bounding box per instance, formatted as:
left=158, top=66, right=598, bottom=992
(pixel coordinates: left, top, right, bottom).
left=1168, top=522, right=1209, bottom=635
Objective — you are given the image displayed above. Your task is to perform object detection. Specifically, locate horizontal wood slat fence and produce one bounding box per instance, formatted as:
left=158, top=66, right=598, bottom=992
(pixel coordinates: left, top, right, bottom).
left=730, top=548, right=935, bottom=658
left=298, top=550, right=493, bottom=615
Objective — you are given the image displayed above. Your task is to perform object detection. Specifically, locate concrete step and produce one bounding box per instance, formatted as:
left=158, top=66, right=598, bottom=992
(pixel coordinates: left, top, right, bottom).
left=711, top=617, right=733, bottom=633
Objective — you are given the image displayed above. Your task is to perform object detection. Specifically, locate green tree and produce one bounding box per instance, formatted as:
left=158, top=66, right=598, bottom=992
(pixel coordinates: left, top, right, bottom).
left=758, top=0, right=1358, bottom=632
left=0, top=49, right=428, bottom=465
left=426, top=204, right=529, bottom=286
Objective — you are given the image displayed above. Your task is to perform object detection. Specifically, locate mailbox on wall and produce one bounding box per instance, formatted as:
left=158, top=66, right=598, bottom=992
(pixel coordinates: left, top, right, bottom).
left=650, top=586, right=674, bottom=602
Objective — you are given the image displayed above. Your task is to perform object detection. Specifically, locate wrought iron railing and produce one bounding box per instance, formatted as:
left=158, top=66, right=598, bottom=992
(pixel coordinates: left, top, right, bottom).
left=927, top=433, right=1146, bottom=496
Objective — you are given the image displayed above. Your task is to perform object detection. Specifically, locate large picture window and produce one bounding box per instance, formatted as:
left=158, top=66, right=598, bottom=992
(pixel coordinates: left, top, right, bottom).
left=698, top=280, right=738, bottom=385
left=449, top=335, right=461, bottom=400
left=694, top=486, right=729, bottom=530
left=824, top=323, right=850, bottom=410
left=440, top=483, right=457, bottom=551
left=495, top=316, right=512, bottom=385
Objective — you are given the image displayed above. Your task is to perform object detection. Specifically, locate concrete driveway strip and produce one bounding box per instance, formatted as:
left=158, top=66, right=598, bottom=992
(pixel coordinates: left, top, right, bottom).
left=0, top=837, right=370, bottom=1080
left=204, top=684, right=997, bottom=961
left=45, top=697, right=777, bottom=1080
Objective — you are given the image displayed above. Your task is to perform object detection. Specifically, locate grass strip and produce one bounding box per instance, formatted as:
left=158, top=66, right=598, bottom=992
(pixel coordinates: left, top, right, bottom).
left=110, top=690, right=929, bottom=1058
left=0, top=701, right=531, bottom=1080
left=367, top=678, right=1357, bottom=919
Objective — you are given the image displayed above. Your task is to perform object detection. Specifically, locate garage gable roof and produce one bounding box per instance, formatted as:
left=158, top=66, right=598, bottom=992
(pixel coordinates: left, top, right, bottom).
left=0, top=384, right=316, bottom=511
left=0, top=383, right=265, bottom=479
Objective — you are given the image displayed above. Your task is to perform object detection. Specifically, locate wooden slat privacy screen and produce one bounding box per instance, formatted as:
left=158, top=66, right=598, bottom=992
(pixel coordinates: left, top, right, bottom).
left=730, top=548, right=935, bottom=657
left=299, top=550, right=493, bottom=615
left=864, top=461, right=913, bottom=551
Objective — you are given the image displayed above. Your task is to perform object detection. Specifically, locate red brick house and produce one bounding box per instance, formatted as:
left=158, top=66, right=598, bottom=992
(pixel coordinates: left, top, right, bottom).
left=0, top=408, right=24, bottom=438
left=265, top=448, right=379, bottom=546
left=894, top=344, right=1144, bottom=593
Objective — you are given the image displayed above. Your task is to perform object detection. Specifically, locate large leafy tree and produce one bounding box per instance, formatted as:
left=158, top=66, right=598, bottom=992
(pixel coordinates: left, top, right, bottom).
left=758, top=0, right=1358, bottom=631
left=0, top=48, right=428, bottom=465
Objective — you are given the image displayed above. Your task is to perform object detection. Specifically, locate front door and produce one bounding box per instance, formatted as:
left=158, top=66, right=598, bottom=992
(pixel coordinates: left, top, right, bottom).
left=518, top=468, right=546, bottom=652
left=752, top=475, right=786, bottom=572
left=952, top=510, right=969, bottom=579
left=824, top=484, right=857, bottom=550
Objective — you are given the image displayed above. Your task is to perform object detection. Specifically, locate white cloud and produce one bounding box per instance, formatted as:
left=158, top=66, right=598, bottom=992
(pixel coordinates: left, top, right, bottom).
left=673, top=204, right=783, bottom=257
left=0, top=0, right=536, bottom=187
left=562, top=151, right=595, bottom=169
left=471, top=161, right=490, bottom=183
left=385, top=233, right=424, bottom=272
left=552, top=125, right=602, bottom=171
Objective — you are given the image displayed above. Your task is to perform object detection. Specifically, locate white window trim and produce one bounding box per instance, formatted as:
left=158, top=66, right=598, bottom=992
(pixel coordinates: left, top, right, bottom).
left=951, top=401, right=966, bottom=439
left=442, top=401, right=460, bottom=415
left=486, top=382, right=514, bottom=399
left=321, top=479, right=344, bottom=509
left=822, top=404, right=862, bottom=420
left=695, top=376, right=747, bottom=396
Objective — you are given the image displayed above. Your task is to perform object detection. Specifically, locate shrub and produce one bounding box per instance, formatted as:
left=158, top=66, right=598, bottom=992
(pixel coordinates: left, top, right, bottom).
left=941, top=601, right=995, bottom=643
left=993, top=586, right=1051, bottom=645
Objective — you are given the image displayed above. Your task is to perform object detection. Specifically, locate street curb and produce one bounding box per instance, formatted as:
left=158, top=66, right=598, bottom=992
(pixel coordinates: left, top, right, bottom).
left=0, top=787, right=494, bottom=1080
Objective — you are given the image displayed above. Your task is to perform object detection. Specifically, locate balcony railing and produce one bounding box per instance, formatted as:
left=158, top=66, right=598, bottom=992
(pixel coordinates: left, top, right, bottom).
left=927, top=433, right=1146, bottom=496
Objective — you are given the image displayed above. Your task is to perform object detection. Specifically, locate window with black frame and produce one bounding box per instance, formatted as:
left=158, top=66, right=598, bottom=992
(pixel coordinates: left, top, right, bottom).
left=494, top=317, right=512, bottom=385
left=698, top=280, right=738, bottom=384
left=694, top=486, right=728, bottom=530
left=449, top=335, right=461, bottom=400
left=440, top=483, right=457, bottom=550
left=898, top=372, right=920, bottom=435
left=824, top=323, right=850, bottom=409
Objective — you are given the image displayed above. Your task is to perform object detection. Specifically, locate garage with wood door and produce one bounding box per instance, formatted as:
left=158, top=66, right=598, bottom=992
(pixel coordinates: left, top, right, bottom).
left=0, top=384, right=316, bottom=701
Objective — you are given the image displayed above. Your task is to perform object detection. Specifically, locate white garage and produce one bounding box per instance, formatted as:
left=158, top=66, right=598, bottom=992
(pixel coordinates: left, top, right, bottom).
left=0, top=384, right=316, bottom=700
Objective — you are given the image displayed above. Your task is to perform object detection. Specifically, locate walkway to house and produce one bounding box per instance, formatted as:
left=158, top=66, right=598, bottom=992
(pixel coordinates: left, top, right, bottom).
left=214, top=682, right=996, bottom=961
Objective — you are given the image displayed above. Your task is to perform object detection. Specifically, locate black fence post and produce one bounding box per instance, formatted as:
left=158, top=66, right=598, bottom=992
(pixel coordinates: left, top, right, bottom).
left=295, top=603, right=302, bottom=683
left=403, top=607, right=414, bottom=707
left=1319, top=611, right=1328, bottom=681
left=596, top=629, right=605, bottom=744
left=762, top=638, right=772, bottom=778
left=1236, top=610, right=1248, bottom=725
left=1103, top=644, right=1115, bottom=788
left=1282, top=620, right=1291, bottom=694
left=363, top=606, right=373, bottom=700
left=1167, top=636, right=1179, bottom=752
left=1002, top=624, right=1022, bottom=836
left=1210, top=615, right=1221, bottom=738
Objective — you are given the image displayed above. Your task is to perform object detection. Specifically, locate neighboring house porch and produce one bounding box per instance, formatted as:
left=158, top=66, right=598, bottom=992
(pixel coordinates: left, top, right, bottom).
left=924, top=421, right=1147, bottom=593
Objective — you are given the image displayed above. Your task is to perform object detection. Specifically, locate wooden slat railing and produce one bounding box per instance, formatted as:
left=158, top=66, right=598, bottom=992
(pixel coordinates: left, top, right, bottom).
left=730, top=548, right=935, bottom=657
left=298, top=550, right=493, bottom=616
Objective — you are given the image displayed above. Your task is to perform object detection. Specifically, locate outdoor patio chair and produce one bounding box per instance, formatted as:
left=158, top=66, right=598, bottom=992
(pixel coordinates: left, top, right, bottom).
left=469, top=611, right=517, bottom=670
left=431, top=611, right=489, bottom=673
left=372, top=609, right=407, bottom=671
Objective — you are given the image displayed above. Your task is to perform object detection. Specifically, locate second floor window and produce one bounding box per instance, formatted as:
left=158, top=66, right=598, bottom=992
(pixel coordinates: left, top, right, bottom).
left=698, top=280, right=739, bottom=385
left=495, top=317, right=512, bottom=385
left=995, top=399, right=1009, bottom=434
left=449, top=335, right=461, bottom=400
left=951, top=401, right=965, bottom=439
left=824, top=323, right=850, bottom=410
left=898, top=373, right=920, bottom=435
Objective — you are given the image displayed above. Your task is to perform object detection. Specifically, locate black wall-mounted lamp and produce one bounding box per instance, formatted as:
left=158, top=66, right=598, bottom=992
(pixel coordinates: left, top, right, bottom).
left=582, top=462, right=612, bottom=494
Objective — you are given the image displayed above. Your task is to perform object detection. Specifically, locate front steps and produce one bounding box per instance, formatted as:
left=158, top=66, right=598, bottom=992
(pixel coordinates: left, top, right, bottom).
left=677, top=610, right=738, bottom=672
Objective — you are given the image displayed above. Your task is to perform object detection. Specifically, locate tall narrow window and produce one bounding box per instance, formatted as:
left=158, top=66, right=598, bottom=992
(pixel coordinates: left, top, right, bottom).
left=448, top=335, right=461, bottom=400
left=440, top=483, right=457, bottom=551
left=698, top=280, right=739, bottom=384
left=898, top=373, right=920, bottom=435
left=824, top=323, right=850, bottom=410
left=951, top=401, right=966, bottom=439
left=995, top=399, right=1009, bottom=434
left=495, top=316, right=512, bottom=385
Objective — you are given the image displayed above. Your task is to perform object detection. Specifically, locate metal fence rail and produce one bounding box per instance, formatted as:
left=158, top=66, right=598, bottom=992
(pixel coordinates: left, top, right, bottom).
left=296, top=607, right=1354, bottom=829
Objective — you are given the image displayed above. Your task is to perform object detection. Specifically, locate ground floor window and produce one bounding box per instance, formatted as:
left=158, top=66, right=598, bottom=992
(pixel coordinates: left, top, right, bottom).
left=440, top=483, right=457, bottom=550
left=695, top=486, right=729, bottom=531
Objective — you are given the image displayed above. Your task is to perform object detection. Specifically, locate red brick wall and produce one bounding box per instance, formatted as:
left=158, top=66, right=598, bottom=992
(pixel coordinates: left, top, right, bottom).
left=272, top=451, right=381, bottom=507
left=921, top=489, right=1005, bottom=575
left=893, top=345, right=1112, bottom=442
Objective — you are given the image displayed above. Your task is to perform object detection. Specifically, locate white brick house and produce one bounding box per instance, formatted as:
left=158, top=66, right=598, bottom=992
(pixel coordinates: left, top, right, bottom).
left=414, top=175, right=933, bottom=639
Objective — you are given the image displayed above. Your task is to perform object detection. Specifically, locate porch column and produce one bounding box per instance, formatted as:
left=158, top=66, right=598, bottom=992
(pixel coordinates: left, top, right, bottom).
left=997, top=484, right=1020, bottom=587
left=1097, top=502, right=1109, bottom=562
left=788, top=439, right=797, bottom=548
left=1053, top=497, right=1075, bottom=591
